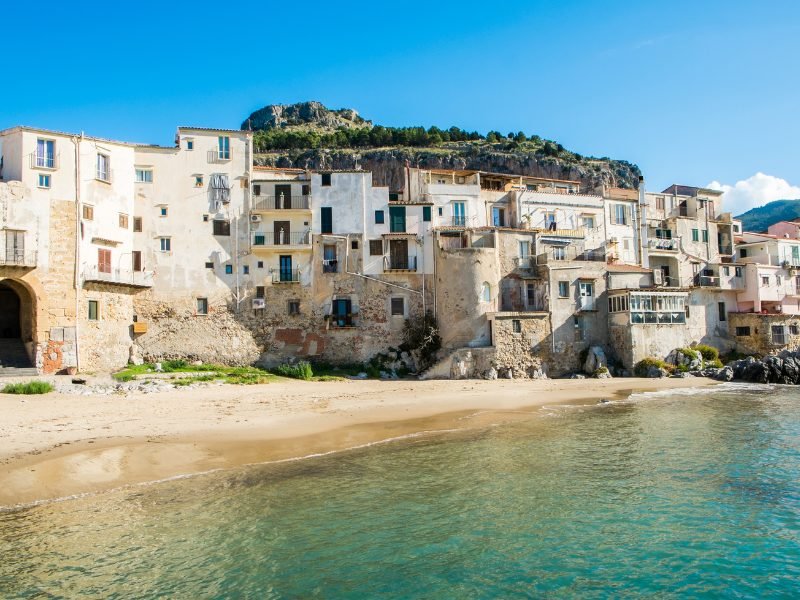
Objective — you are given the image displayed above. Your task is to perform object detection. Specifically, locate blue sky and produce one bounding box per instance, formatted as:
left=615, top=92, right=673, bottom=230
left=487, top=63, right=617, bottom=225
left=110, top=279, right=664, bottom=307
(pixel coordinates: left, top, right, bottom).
left=2, top=0, right=798, bottom=212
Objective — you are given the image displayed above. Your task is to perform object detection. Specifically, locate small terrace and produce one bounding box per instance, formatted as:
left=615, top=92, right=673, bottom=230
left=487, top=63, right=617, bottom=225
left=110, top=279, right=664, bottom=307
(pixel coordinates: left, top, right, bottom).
left=251, top=194, right=311, bottom=212
left=535, top=246, right=605, bottom=264
left=82, top=266, right=153, bottom=288
left=271, top=268, right=301, bottom=284
left=0, top=249, right=37, bottom=268
left=383, top=255, right=418, bottom=273
left=251, top=231, right=311, bottom=249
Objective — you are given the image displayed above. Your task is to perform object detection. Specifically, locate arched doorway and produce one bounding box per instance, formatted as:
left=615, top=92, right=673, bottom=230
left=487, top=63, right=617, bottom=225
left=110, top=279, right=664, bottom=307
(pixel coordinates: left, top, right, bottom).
left=0, top=280, right=34, bottom=368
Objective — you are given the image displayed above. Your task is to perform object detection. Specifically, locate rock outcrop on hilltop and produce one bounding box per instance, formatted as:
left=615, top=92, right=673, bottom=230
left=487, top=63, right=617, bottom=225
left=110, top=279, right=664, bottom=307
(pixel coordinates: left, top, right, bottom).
left=243, top=102, right=642, bottom=192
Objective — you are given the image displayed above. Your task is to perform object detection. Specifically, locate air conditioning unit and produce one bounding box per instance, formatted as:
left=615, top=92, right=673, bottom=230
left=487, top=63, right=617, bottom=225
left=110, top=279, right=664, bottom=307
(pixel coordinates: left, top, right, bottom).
left=653, top=269, right=663, bottom=285
left=250, top=214, right=262, bottom=223
left=252, top=298, right=266, bottom=309
left=609, top=236, right=619, bottom=244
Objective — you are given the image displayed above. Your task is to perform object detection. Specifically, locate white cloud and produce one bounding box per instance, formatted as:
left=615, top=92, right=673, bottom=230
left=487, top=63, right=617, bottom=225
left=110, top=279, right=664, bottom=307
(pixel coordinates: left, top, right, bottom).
left=707, top=173, right=800, bottom=216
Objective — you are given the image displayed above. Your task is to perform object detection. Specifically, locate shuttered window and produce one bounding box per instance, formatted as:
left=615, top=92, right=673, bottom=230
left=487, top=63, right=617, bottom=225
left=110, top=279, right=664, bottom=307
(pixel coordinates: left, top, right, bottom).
left=321, top=207, right=333, bottom=234
left=98, top=248, right=111, bottom=273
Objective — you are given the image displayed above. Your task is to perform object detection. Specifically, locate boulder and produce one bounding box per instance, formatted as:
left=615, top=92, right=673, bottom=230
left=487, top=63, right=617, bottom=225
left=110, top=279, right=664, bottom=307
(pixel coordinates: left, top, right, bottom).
left=715, top=366, right=734, bottom=381
left=782, top=355, right=800, bottom=384
left=742, top=360, right=769, bottom=384
left=646, top=365, right=669, bottom=378
left=484, top=367, right=498, bottom=380
left=569, top=373, right=586, bottom=379
left=672, top=372, right=692, bottom=378
left=583, top=346, right=607, bottom=374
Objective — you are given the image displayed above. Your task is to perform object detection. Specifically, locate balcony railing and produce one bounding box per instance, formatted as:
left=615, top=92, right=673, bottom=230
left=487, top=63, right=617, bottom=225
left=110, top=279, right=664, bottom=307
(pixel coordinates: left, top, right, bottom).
left=252, top=231, right=311, bottom=247
left=95, top=169, right=113, bottom=184
left=693, top=274, right=720, bottom=287
left=0, top=249, right=37, bottom=267
left=252, top=195, right=311, bottom=211
left=83, top=266, right=154, bottom=288
left=322, top=259, right=339, bottom=273
left=648, top=238, right=680, bottom=251
left=327, top=313, right=357, bottom=328
left=718, top=244, right=734, bottom=255
left=452, top=216, right=467, bottom=227
left=207, top=150, right=231, bottom=163
left=536, top=247, right=605, bottom=264
left=515, top=256, right=535, bottom=269
left=272, top=268, right=300, bottom=284
left=384, top=255, right=418, bottom=272
left=29, top=152, right=58, bottom=170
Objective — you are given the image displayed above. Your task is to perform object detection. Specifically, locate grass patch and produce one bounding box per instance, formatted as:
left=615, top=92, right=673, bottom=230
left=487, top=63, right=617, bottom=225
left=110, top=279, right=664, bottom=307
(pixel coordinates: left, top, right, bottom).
left=2, top=381, right=54, bottom=395
left=113, top=362, right=276, bottom=386
left=270, top=361, right=313, bottom=381
left=634, top=358, right=674, bottom=377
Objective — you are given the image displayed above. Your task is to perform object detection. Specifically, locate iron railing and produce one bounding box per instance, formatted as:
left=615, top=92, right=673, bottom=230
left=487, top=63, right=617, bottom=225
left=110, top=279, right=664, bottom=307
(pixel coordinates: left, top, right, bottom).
left=252, top=231, right=311, bottom=246
left=251, top=195, right=311, bottom=211
left=272, top=268, right=300, bottom=283
left=0, top=249, right=37, bottom=267
left=207, top=150, right=231, bottom=163
left=83, top=266, right=153, bottom=287
left=327, top=312, right=356, bottom=328
left=322, top=259, right=339, bottom=273
left=648, top=238, right=680, bottom=251
left=384, top=255, right=418, bottom=271
left=536, top=247, right=605, bottom=264
left=29, top=152, right=58, bottom=169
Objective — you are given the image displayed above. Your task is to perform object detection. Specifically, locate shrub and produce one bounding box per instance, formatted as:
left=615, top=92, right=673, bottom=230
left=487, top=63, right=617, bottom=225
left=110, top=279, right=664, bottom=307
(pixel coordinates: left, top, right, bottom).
left=162, top=359, right=188, bottom=372
left=693, top=344, right=720, bottom=362
left=634, top=358, right=668, bottom=377
left=113, top=372, right=136, bottom=382
left=271, top=361, right=313, bottom=381
left=2, top=381, right=54, bottom=395
left=707, top=358, right=724, bottom=369
left=678, top=347, right=701, bottom=361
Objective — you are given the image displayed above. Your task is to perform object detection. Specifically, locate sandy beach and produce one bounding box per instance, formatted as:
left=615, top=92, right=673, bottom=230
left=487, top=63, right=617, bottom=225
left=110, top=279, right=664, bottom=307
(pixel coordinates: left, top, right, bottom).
left=0, top=376, right=716, bottom=507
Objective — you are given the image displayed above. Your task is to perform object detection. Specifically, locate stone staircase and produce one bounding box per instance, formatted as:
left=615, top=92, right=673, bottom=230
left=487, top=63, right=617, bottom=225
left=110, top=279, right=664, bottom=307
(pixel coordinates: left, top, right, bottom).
left=0, top=339, right=38, bottom=377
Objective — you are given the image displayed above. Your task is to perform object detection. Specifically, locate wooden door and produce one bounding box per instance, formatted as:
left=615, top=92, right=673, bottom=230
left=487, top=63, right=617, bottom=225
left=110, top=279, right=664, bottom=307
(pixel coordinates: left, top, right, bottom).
left=390, top=239, right=408, bottom=269
left=98, top=248, right=111, bottom=273
left=274, top=221, right=290, bottom=245
left=275, top=184, right=292, bottom=209
left=132, top=251, right=142, bottom=272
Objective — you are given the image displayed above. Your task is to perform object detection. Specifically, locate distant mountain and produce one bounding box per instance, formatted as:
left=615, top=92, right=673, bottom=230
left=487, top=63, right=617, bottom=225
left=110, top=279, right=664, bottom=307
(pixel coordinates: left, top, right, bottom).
left=242, top=101, right=642, bottom=192
left=736, top=199, right=800, bottom=232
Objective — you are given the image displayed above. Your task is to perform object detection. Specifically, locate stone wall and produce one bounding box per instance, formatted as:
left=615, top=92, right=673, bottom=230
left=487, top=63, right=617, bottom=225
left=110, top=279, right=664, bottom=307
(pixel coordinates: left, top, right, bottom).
left=79, top=283, right=138, bottom=372
left=492, top=313, right=551, bottom=377
left=729, top=312, right=800, bottom=355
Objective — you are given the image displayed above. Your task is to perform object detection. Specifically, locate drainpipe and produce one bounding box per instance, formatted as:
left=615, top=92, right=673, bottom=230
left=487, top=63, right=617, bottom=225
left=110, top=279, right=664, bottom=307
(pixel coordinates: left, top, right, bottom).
left=71, top=134, right=82, bottom=373
left=637, top=175, right=647, bottom=267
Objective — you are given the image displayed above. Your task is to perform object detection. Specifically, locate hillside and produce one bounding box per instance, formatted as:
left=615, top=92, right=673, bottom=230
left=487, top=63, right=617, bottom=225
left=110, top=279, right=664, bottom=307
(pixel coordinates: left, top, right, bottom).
left=243, top=102, right=641, bottom=192
left=736, top=199, right=800, bottom=232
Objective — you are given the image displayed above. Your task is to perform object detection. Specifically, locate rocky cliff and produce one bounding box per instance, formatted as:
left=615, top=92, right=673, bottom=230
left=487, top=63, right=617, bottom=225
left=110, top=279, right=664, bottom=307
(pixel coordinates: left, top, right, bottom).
left=244, top=102, right=641, bottom=192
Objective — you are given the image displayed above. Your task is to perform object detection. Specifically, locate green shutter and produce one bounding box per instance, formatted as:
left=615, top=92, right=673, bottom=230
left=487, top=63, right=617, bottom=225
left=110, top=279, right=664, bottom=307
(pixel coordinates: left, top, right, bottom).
left=423, top=206, right=431, bottom=222
left=389, top=206, right=406, bottom=233
left=321, top=207, right=332, bottom=234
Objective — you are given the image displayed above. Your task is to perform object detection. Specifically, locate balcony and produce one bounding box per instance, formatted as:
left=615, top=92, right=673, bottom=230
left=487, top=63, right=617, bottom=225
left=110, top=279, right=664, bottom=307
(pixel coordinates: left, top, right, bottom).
left=515, top=256, right=535, bottom=269
left=384, top=255, right=418, bottom=272
left=95, top=169, right=113, bottom=184
left=28, top=152, right=58, bottom=170
left=327, top=313, right=357, bottom=328
left=536, top=247, right=605, bottom=264
left=693, top=274, right=720, bottom=287
left=207, top=150, right=231, bottom=164
left=452, top=216, right=467, bottom=227
left=251, top=231, right=311, bottom=249
left=718, top=244, right=734, bottom=255
left=322, top=259, right=339, bottom=273
left=252, top=195, right=311, bottom=211
left=648, top=238, right=680, bottom=252
left=534, top=227, right=586, bottom=239
left=272, top=268, right=300, bottom=284
left=83, top=266, right=153, bottom=288
left=0, top=249, right=37, bottom=268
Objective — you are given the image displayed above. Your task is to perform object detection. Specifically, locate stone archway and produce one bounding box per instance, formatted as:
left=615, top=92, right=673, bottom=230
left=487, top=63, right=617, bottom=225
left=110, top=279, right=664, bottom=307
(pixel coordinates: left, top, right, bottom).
left=0, top=280, right=36, bottom=368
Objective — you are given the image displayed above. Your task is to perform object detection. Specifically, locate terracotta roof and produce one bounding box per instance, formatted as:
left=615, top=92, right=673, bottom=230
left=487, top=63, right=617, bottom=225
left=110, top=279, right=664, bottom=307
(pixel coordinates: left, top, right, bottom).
left=606, top=264, right=652, bottom=273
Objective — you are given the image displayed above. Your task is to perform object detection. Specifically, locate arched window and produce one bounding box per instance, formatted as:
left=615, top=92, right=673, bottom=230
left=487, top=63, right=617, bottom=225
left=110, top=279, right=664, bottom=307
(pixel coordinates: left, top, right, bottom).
left=481, top=282, right=491, bottom=303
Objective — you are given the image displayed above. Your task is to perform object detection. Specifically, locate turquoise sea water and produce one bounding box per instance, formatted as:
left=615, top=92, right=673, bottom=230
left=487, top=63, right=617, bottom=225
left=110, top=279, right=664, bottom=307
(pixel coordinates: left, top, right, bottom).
left=2, top=383, right=800, bottom=598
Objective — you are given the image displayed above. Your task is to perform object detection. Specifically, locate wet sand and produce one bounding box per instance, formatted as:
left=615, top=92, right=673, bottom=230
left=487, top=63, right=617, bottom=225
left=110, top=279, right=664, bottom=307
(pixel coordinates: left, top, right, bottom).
left=0, top=377, right=716, bottom=507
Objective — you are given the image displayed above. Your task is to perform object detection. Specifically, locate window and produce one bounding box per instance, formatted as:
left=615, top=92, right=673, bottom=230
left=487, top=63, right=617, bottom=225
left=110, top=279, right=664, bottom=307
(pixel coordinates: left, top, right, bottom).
left=225, top=264, right=233, bottom=274
left=197, top=298, right=209, bottom=315
left=574, top=316, right=586, bottom=341
left=243, top=265, right=250, bottom=275
left=133, top=217, right=142, bottom=232
left=195, top=176, right=204, bottom=187
left=740, top=248, right=748, bottom=258
left=735, top=326, right=751, bottom=337
left=791, top=325, right=799, bottom=336
left=351, top=240, right=359, bottom=250
left=288, top=300, right=301, bottom=315
left=186, top=139, right=194, bottom=151
left=702, top=230, right=709, bottom=243
left=203, top=214, right=209, bottom=222
left=423, top=206, right=432, bottom=222
left=257, top=261, right=264, bottom=268
left=389, top=193, right=399, bottom=201
left=218, top=136, right=230, bottom=160
left=735, top=267, right=743, bottom=277
left=453, top=202, right=466, bottom=226
left=135, top=169, right=153, bottom=183
left=98, top=248, right=111, bottom=273
left=205, top=262, right=214, bottom=269
left=492, top=207, right=505, bottom=227
left=553, top=246, right=566, bottom=260
left=655, top=196, right=665, bottom=210
left=375, top=210, right=385, bottom=224
left=438, top=207, right=443, bottom=216
left=369, top=240, right=383, bottom=255
left=722, top=266, right=730, bottom=276
left=558, top=281, right=569, bottom=298
left=512, top=319, right=522, bottom=334
left=613, top=204, right=628, bottom=225
left=96, top=153, right=110, bottom=182
left=321, top=173, right=332, bottom=186
left=389, top=206, right=406, bottom=233
left=481, top=282, right=491, bottom=303
left=718, top=302, right=726, bottom=322
left=256, top=286, right=265, bottom=299
left=762, top=276, right=770, bottom=286
left=132, top=251, right=142, bottom=272
left=692, top=229, right=699, bottom=242
left=581, top=215, right=595, bottom=229
left=82, top=204, right=94, bottom=220
left=159, top=237, right=171, bottom=252
left=544, top=212, right=556, bottom=229
left=160, top=206, right=168, bottom=217
left=37, top=174, right=50, bottom=188
left=213, top=220, right=231, bottom=236
left=35, top=138, right=55, bottom=168
left=321, top=207, right=333, bottom=234
left=772, top=325, right=786, bottom=345
left=579, top=282, right=594, bottom=310
left=391, top=297, right=405, bottom=316
left=777, top=275, right=782, bottom=286
left=119, top=214, right=129, bottom=229
left=88, top=300, right=99, bottom=321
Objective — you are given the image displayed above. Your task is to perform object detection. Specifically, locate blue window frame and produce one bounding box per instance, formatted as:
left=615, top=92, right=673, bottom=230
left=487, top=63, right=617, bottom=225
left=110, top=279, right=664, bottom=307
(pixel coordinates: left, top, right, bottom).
left=375, top=210, right=385, bottom=224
